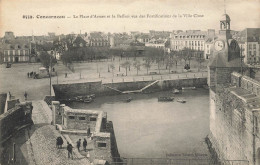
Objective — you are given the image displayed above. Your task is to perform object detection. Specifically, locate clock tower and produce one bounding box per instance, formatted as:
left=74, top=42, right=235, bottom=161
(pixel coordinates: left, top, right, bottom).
left=208, top=13, right=244, bottom=88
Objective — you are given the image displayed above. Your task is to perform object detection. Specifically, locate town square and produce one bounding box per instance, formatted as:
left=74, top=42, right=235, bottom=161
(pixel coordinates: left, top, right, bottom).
left=0, top=0, right=260, bottom=165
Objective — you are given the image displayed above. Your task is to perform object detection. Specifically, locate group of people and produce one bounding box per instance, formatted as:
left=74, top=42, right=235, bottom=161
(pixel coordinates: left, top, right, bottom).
left=56, top=136, right=88, bottom=160
left=56, top=136, right=64, bottom=149
left=27, top=71, right=36, bottom=78
left=76, top=138, right=88, bottom=152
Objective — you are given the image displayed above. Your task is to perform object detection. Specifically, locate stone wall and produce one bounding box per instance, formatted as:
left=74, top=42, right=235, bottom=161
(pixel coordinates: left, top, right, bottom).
left=241, top=76, right=260, bottom=96
left=0, top=93, right=7, bottom=115
left=0, top=102, right=33, bottom=143
left=64, top=111, right=98, bottom=131
left=209, top=88, right=253, bottom=163
left=53, top=78, right=207, bottom=100
left=92, top=133, right=112, bottom=162
left=209, top=73, right=260, bottom=164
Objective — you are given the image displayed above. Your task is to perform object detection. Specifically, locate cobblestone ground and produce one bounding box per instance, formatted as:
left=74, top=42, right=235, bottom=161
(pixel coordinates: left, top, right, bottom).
left=26, top=101, right=90, bottom=165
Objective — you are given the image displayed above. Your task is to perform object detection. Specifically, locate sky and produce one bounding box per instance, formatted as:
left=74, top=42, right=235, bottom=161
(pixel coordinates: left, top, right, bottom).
left=0, top=0, right=259, bottom=37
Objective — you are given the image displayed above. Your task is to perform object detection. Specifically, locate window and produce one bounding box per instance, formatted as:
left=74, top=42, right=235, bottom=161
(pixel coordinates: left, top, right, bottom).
left=90, top=117, right=97, bottom=121
left=68, top=116, right=75, bottom=119
left=97, top=142, right=107, bottom=148
left=253, top=44, right=256, bottom=49
left=79, top=117, right=86, bottom=120
left=249, top=44, right=252, bottom=49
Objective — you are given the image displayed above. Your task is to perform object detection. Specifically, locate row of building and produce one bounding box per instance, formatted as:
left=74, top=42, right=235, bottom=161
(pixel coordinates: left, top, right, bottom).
left=0, top=27, right=259, bottom=64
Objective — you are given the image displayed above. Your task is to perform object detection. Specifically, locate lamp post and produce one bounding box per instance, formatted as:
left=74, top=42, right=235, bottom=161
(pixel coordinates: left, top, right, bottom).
left=49, top=51, right=53, bottom=96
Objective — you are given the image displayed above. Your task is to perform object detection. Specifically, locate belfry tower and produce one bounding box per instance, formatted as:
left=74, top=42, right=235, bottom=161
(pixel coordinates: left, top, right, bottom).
left=207, top=13, right=244, bottom=88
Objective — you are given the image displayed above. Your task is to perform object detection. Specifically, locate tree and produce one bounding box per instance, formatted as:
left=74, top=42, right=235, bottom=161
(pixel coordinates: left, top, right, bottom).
left=144, top=47, right=164, bottom=62
left=166, top=57, right=174, bottom=73
left=133, top=60, right=141, bottom=75
left=61, top=50, right=73, bottom=65
left=143, top=59, right=152, bottom=75
left=195, top=51, right=205, bottom=71
left=121, top=61, right=131, bottom=76
left=39, top=51, right=57, bottom=69
left=110, top=63, right=115, bottom=77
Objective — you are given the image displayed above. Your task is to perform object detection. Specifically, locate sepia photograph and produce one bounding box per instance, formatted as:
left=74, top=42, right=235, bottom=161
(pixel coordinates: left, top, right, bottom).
left=0, top=0, right=260, bottom=164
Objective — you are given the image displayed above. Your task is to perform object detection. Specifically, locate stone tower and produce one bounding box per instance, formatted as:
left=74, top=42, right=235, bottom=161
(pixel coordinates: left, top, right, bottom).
left=208, top=14, right=243, bottom=88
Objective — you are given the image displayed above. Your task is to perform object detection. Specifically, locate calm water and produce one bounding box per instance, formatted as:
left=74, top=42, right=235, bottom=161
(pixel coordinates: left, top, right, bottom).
left=67, top=88, right=210, bottom=158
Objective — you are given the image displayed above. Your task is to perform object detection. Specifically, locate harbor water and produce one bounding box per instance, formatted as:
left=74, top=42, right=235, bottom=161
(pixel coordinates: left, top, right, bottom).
left=67, top=88, right=210, bottom=158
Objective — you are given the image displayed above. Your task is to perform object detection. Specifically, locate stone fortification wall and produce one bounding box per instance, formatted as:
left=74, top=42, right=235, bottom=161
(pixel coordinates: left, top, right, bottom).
left=209, top=73, right=260, bottom=164
left=0, top=102, right=33, bottom=144
left=53, top=78, right=207, bottom=100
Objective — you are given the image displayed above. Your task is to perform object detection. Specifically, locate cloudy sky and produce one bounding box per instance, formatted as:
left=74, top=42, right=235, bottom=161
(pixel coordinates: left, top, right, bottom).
left=0, top=0, right=259, bottom=36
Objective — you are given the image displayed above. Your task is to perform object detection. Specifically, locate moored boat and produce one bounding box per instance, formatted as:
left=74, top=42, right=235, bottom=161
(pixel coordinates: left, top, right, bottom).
left=177, top=99, right=186, bottom=103
left=172, top=89, right=181, bottom=94
left=125, top=97, right=133, bottom=103
left=158, top=96, right=174, bottom=102
left=182, top=87, right=196, bottom=90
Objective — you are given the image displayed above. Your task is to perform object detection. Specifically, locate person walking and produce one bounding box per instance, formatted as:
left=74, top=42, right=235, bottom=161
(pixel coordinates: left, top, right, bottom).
left=83, top=138, right=87, bottom=152
left=27, top=72, right=30, bottom=78
left=67, top=142, right=73, bottom=159
left=59, top=137, right=64, bottom=149
left=24, top=91, right=28, bottom=100
left=76, top=139, right=81, bottom=152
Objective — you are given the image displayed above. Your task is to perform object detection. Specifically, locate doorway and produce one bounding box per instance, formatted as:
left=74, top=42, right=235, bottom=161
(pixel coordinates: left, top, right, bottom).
left=15, top=57, right=19, bottom=63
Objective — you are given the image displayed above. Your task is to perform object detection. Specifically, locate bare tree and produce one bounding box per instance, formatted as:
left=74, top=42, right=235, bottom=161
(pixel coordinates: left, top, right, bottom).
left=143, top=59, right=152, bottom=75
left=110, top=63, right=115, bottom=77
left=121, top=61, right=131, bottom=76
left=133, top=60, right=141, bottom=75
left=195, top=51, right=205, bottom=71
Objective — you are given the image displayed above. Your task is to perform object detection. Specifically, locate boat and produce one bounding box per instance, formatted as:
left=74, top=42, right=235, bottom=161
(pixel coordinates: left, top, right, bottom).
left=89, top=94, right=96, bottom=99
left=182, top=87, right=196, bottom=90
left=125, top=97, right=133, bottom=103
left=84, top=97, right=93, bottom=103
left=158, top=97, right=174, bottom=102
left=172, top=89, right=181, bottom=94
left=177, top=99, right=186, bottom=103
left=75, top=96, right=84, bottom=102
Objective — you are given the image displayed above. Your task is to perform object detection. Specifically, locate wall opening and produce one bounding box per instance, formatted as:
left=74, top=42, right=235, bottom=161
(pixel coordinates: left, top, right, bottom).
left=97, top=142, right=107, bottom=148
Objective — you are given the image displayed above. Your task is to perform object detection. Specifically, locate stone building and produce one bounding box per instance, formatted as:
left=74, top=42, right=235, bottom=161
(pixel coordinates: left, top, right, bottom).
left=233, top=28, right=260, bottom=64
left=170, top=30, right=207, bottom=51
left=207, top=13, right=260, bottom=165
left=52, top=101, right=121, bottom=164
left=145, top=39, right=167, bottom=49
left=0, top=32, right=31, bottom=63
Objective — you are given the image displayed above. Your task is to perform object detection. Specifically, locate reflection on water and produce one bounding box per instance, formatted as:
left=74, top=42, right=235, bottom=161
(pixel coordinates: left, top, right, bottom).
left=67, top=88, right=210, bottom=158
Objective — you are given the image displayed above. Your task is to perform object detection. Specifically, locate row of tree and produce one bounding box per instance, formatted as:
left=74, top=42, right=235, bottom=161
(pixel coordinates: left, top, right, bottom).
left=112, top=47, right=205, bottom=76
